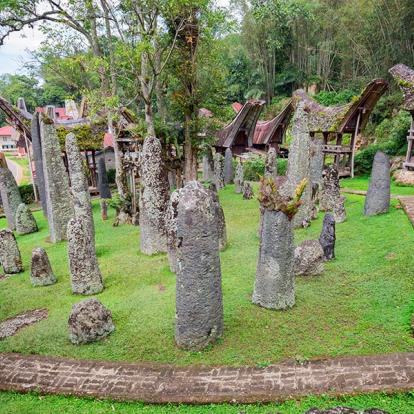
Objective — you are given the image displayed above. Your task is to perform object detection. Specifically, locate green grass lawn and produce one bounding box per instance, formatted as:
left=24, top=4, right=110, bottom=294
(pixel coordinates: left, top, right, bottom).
left=5, top=153, right=31, bottom=185
left=342, top=175, right=414, bottom=196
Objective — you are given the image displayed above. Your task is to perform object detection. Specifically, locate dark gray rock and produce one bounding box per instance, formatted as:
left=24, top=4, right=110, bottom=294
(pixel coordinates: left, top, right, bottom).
left=167, top=170, right=176, bottom=190
left=100, top=199, right=108, bottom=221
left=139, top=136, right=169, bottom=255
left=265, top=147, right=278, bottom=180
left=166, top=189, right=182, bottom=273
left=364, top=151, right=390, bottom=216
left=68, top=298, right=114, bottom=344
left=175, top=181, right=223, bottom=350
left=67, top=216, right=103, bottom=295
left=224, top=148, right=234, bottom=184
left=294, top=239, right=324, bottom=276
left=319, top=213, right=336, bottom=260
left=15, top=203, right=38, bottom=235
left=234, top=161, right=244, bottom=193
left=253, top=209, right=295, bottom=310
left=213, top=152, right=225, bottom=190
left=209, top=186, right=227, bottom=251
left=97, top=158, right=111, bottom=199
left=310, top=138, right=324, bottom=217
left=0, top=167, right=23, bottom=230
left=320, top=165, right=346, bottom=223
left=0, top=229, right=23, bottom=274
left=242, top=182, right=254, bottom=199
left=31, top=247, right=56, bottom=286
left=202, top=148, right=214, bottom=182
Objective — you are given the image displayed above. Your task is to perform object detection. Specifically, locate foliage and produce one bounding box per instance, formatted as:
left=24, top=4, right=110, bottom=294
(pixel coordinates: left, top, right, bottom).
left=18, top=184, right=34, bottom=205
left=243, top=156, right=287, bottom=181
left=314, top=89, right=359, bottom=106
left=107, top=168, right=116, bottom=185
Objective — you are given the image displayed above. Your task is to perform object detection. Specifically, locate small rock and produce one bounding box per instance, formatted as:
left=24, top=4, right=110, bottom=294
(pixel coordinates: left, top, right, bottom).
left=0, top=229, right=23, bottom=274
left=294, top=240, right=324, bottom=276
left=31, top=247, right=57, bottom=287
left=68, top=298, right=114, bottom=344
left=319, top=213, right=336, bottom=260
left=15, top=203, right=38, bottom=235
left=393, top=169, right=414, bottom=186
left=242, top=182, right=254, bottom=199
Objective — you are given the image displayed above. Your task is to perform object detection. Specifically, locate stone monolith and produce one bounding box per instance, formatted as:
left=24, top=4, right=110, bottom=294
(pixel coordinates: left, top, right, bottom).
left=234, top=161, right=244, bottom=193
left=265, top=148, right=278, bottom=180
left=224, top=148, right=234, bottom=185
left=242, top=182, right=254, bottom=199
left=15, top=203, right=38, bottom=235
left=0, top=167, right=22, bottom=230
left=293, top=239, right=324, bottom=276
left=31, top=247, right=56, bottom=286
left=319, top=165, right=346, bottom=223
left=213, top=152, right=225, bottom=190
left=202, top=148, right=214, bottom=182
left=319, top=213, right=336, bottom=260
left=0, top=229, right=23, bottom=274
left=97, top=158, right=112, bottom=199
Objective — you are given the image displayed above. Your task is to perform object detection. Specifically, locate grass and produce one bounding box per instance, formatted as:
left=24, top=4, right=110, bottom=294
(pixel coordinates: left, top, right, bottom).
left=342, top=175, right=414, bottom=196
left=5, top=153, right=31, bottom=185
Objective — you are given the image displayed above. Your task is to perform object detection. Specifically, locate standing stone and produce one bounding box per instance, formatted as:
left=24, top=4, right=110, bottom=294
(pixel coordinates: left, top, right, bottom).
left=30, top=247, right=56, bottom=286
left=0, top=167, right=23, bottom=230
left=253, top=209, right=295, bottom=310
left=224, top=148, right=234, bottom=185
left=242, top=182, right=254, bottom=199
left=40, top=118, right=73, bottom=243
left=310, top=138, right=324, bottom=205
left=67, top=216, right=103, bottom=295
left=319, top=165, right=346, bottom=223
left=209, top=186, right=227, bottom=251
left=167, top=170, right=176, bottom=190
left=15, top=203, right=38, bottom=235
left=265, top=148, right=278, bottom=180
left=68, top=298, right=114, bottom=344
left=282, top=103, right=312, bottom=228
left=139, top=136, right=170, bottom=255
left=293, top=240, right=324, bottom=276
left=234, top=161, right=244, bottom=193
left=0, top=229, right=23, bottom=274
left=31, top=113, right=47, bottom=216
left=319, top=213, right=336, bottom=260
left=97, top=158, right=111, bottom=199
left=166, top=189, right=182, bottom=273
left=202, top=147, right=214, bottom=182
left=364, top=151, right=391, bottom=216
left=213, top=152, right=225, bottom=190
left=100, top=199, right=108, bottom=221
left=175, top=181, right=223, bottom=350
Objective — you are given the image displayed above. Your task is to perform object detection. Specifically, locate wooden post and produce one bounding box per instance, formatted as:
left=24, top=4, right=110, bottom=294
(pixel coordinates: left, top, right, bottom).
left=350, top=110, right=362, bottom=178
left=335, top=133, right=343, bottom=168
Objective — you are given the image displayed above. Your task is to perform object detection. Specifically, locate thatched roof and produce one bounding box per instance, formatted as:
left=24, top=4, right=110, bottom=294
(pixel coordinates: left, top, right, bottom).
left=389, top=64, right=414, bottom=113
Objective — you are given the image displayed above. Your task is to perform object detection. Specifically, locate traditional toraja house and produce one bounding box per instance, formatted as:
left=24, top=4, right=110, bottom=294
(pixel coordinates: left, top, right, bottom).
left=214, top=100, right=265, bottom=155
left=389, top=64, right=414, bottom=170
left=293, top=79, right=388, bottom=177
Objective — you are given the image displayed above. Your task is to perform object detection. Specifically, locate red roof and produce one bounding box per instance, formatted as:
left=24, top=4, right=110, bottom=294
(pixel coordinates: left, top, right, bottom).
left=232, top=102, right=243, bottom=113
left=104, top=132, right=114, bottom=148
left=35, top=107, right=71, bottom=120
left=0, top=125, right=14, bottom=136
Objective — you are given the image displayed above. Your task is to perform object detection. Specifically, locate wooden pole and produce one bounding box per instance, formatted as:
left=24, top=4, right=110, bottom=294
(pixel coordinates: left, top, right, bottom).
left=350, top=111, right=362, bottom=178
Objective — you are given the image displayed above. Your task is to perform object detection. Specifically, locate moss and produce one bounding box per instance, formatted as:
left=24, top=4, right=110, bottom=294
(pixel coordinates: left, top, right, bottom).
left=56, top=120, right=107, bottom=150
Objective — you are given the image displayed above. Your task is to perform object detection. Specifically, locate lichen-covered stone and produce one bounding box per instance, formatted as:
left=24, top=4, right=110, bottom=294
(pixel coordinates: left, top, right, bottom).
left=319, top=213, right=336, bottom=260
left=30, top=247, right=56, bottom=286
left=68, top=298, right=114, bottom=344
left=175, top=181, right=223, bottom=350
left=97, top=158, right=111, bottom=199
left=319, top=165, right=346, bottom=223
left=0, top=167, right=23, bottom=230
left=364, top=151, right=390, bottom=216
left=213, top=152, right=225, bottom=190
left=67, top=216, right=103, bottom=295
left=100, top=199, right=108, bottom=221
left=389, top=64, right=414, bottom=112
left=224, top=148, right=234, bottom=185
left=139, top=136, right=169, bottom=255
left=242, top=182, right=254, bottom=199
left=253, top=209, right=295, bottom=310
left=234, top=161, right=244, bottom=193
left=166, top=189, right=182, bottom=273
left=209, top=186, right=227, bottom=251
left=202, top=149, right=214, bottom=182
left=167, top=170, right=176, bottom=190
left=310, top=138, right=324, bottom=202
left=15, top=203, right=38, bottom=235
left=40, top=119, right=74, bottom=243
left=265, top=148, right=278, bottom=180
left=0, top=229, right=23, bottom=274
left=293, top=239, right=324, bottom=276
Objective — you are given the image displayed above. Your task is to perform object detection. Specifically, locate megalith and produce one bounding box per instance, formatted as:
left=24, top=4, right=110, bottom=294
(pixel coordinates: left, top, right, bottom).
left=242, top=182, right=254, bottom=199
left=0, top=229, right=23, bottom=274
left=202, top=147, right=214, bottom=182
left=293, top=240, right=324, bottom=276
left=175, top=181, right=223, bottom=350
left=31, top=247, right=56, bottom=286
left=40, top=117, right=73, bottom=242
left=15, top=203, right=38, bottom=235
left=234, top=161, right=244, bottom=193
left=319, top=165, right=346, bottom=223
left=209, top=186, right=227, bottom=251
left=310, top=138, right=324, bottom=203
left=0, top=166, right=22, bottom=230
left=319, top=213, right=336, bottom=260
left=265, top=148, right=278, bottom=180
left=364, top=151, right=390, bottom=216
left=213, top=152, right=225, bottom=190
left=139, top=136, right=170, bottom=255
left=97, top=158, right=112, bottom=199
left=224, top=148, right=234, bottom=185
left=166, top=189, right=182, bottom=273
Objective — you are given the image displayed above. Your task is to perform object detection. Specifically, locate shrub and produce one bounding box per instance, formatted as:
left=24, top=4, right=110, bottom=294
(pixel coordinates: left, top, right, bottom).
left=19, top=184, right=35, bottom=204
left=107, top=168, right=116, bottom=184
left=242, top=155, right=288, bottom=181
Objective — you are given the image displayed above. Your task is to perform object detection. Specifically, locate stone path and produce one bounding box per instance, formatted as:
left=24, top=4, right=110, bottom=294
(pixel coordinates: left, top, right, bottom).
left=0, top=352, right=413, bottom=403
left=0, top=309, right=48, bottom=340
left=397, top=196, right=414, bottom=227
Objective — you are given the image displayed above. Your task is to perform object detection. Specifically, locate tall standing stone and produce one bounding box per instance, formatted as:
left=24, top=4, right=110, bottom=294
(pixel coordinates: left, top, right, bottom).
left=0, top=167, right=23, bottom=230
left=234, top=161, right=244, bottom=193
left=175, top=181, right=223, bottom=350
left=319, top=165, right=346, bottom=223
left=242, top=182, right=254, bottom=199
left=97, top=158, right=111, bottom=199
left=224, top=148, right=234, bottom=185
left=364, top=151, right=391, bottom=216
left=209, top=186, right=227, bottom=251
left=202, top=148, right=214, bottom=182
left=40, top=117, right=73, bottom=243
left=265, top=148, right=278, bottom=180
left=139, top=136, right=170, bottom=255
left=319, top=213, right=336, bottom=260
left=310, top=139, right=324, bottom=199
left=0, top=229, right=23, bottom=274
left=31, top=247, right=56, bottom=286
left=166, top=189, right=182, bottom=273
left=213, top=152, right=225, bottom=190
left=15, top=203, right=38, bottom=235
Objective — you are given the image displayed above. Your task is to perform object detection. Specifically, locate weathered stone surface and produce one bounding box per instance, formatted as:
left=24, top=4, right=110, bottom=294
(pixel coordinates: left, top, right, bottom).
left=166, top=189, right=182, bottom=273
left=68, top=298, right=114, bottom=344
left=253, top=209, right=295, bottom=310
left=139, top=136, right=169, bottom=255
left=175, top=181, right=223, bottom=350
left=0, top=229, right=23, bottom=274
left=242, top=182, right=254, bottom=199
left=234, top=161, right=244, bottom=193
left=224, top=148, right=234, bottom=185
left=209, top=186, right=227, bottom=251
left=0, top=309, right=48, bottom=340
left=294, top=239, right=324, bottom=276
left=213, top=152, right=225, bottom=190
left=40, top=119, right=73, bottom=243
left=15, top=203, right=38, bottom=235
left=202, top=149, right=214, bottom=182
left=167, top=170, right=176, bottom=190
left=67, top=216, right=103, bottom=295
left=319, top=213, right=336, bottom=260
left=282, top=103, right=312, bottom=228
left=310, top=138, right=324, bottom=202
left=97, top=158, right=111, bottom=199
left=389, top=63, right=414, bottom=112
left=31, top=247, right=56, bottom=287
left=265, top=147, right=278, bottom=180
left=100, top=199, right=108, bottom=221
left=364, top=151, right=390, bottom=216
left=0, top=167, right=23, bottom=230
left=393, top=169, right=414, bottom=186
left=319, top=165, right=346, bottom=223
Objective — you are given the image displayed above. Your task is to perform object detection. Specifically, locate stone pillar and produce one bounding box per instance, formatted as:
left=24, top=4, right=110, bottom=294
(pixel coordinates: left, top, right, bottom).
left=40, top=118, right=73, bottom=243
left=319, top=213, right=336, bottom=260
left=0, top=229, right=23, bottom=274
left=166, top=189, right=182, bottom=273
left=224, top=148, right=234, bottom=185
left=364, top=151, right=391, bottom=216
left=242, top=182, right=254, bottom=199
left=265, top=148, right=278, bottom=180
left=234, top=161, right=244, bottom=193
left=319, top=165, right=346, bottom=223
left=15, top=203, right=38, bottom=235
left=31, top=247, right=57, bottom=286
left=0, top=167, right=23, bottom=230
left=100, top=200, right=108, bottom=221
left=310, top=139, right=324, bottom=199
left=209, top=186, right=227, bottom=251
left=175, top=181, right=223, bottom=350
left=202, top=148, right=214, bottom=182
left=97, top=158, right=112, bottom=199
left=139, top=136, right=170, bottom=255
left=213, top=152, right=224, bottom=190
